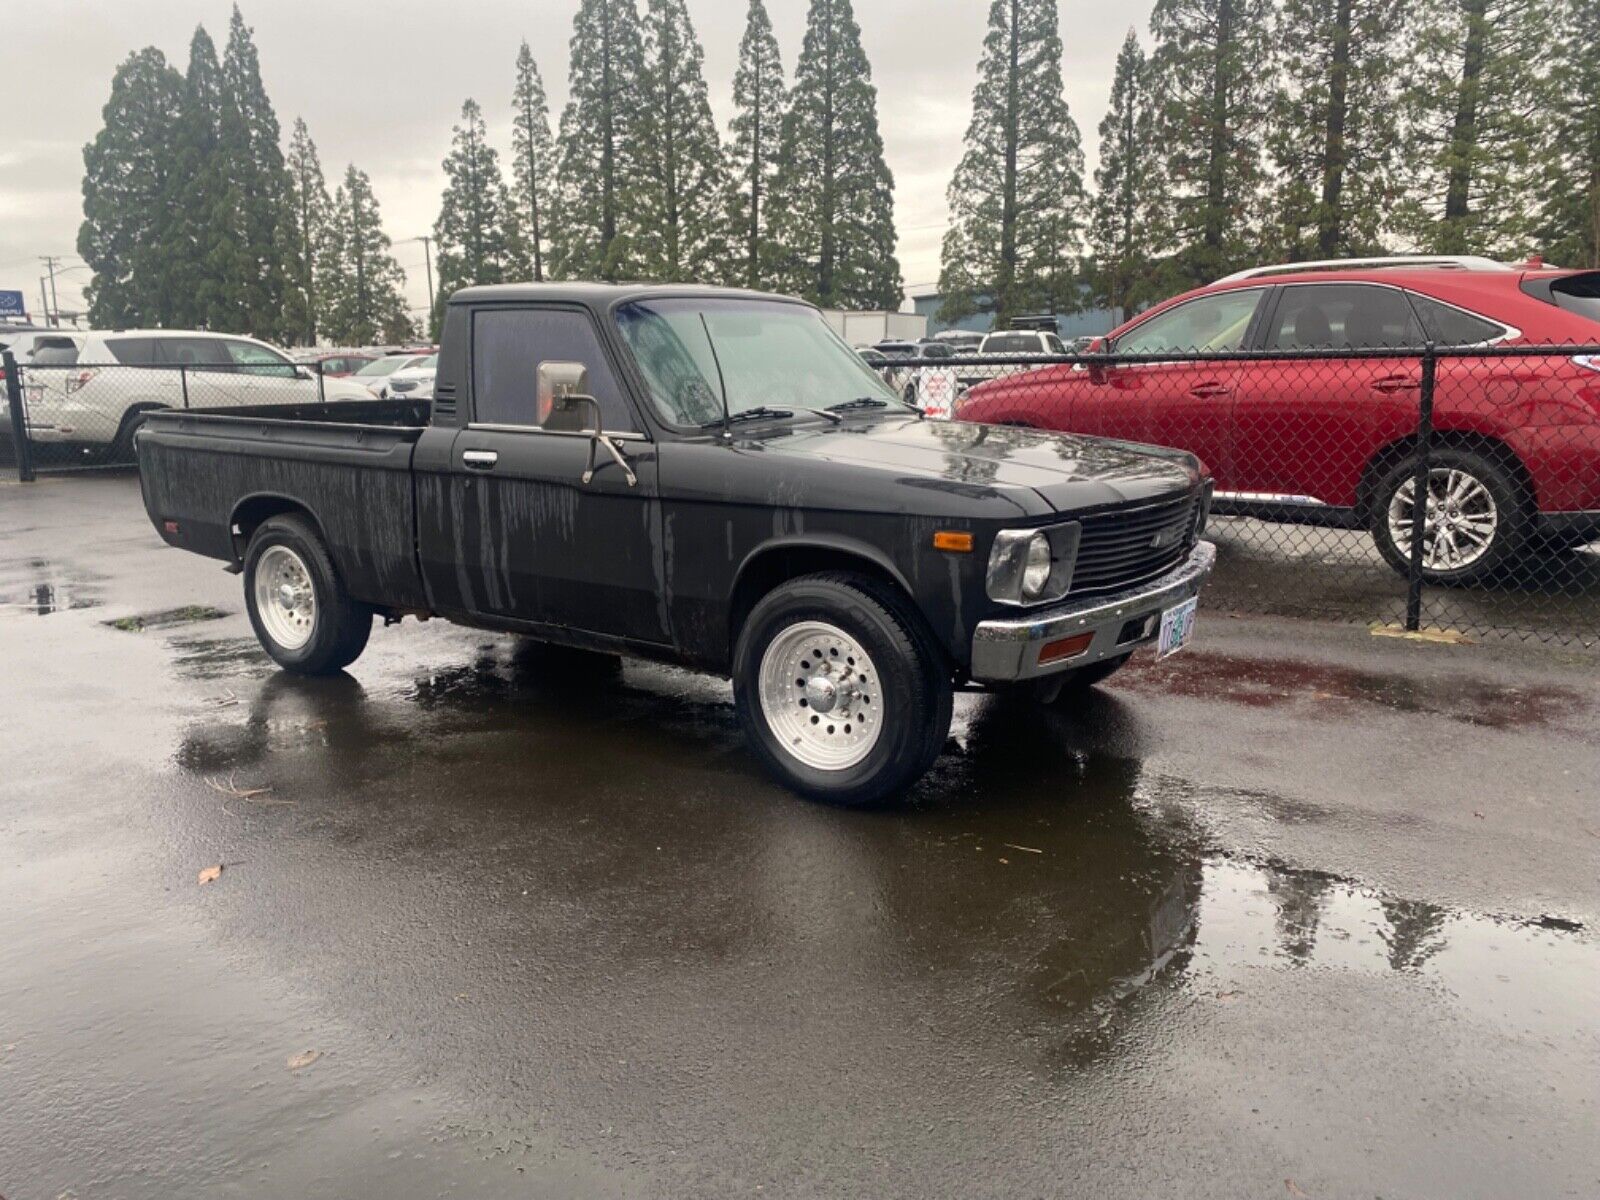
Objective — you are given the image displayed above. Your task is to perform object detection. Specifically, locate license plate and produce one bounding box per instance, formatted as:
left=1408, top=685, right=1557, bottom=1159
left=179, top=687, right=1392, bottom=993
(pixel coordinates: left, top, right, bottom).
left=1156, top=597, right=1198, bottom=660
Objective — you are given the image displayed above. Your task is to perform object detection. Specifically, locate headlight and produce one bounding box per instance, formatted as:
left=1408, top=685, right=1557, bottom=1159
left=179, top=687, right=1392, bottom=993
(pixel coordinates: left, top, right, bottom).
left=1021, top=533, right=1051, bottom=599
left=987, top=526, right=1076, bottom=605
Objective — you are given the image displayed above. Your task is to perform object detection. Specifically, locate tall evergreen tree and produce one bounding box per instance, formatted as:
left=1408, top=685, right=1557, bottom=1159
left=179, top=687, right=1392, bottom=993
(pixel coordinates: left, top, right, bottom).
left=216, top=5, right=294, bottom=337
left=635, top=0, right=731, bottom=282
left=1147, top=0, right=1275, bottom=288
left=432, top=99, right=518, bottom=325
left=171, top=25, right=229, bottom=331
left=770, top=0, right=902, bottom=308
left=1535, top=0, right=1600, bottom=266
left=1394, top=0, right=1554, bottom=255
left=1265, top=0, right=1408, bottom=260
left=284, top=118, right=334, bottom=345
left=727, top=0, right=788, bottom=289
left=1088, top=31, right=1160, bottom=321
left=322, top=166, right=413, bottom=345
left=78, top=48, right=188, bottom=329
left=938, top=0, right=1086, bottom=326
left=551, top=0, right=649, bottom=280
left=510, top=42, right=558, bottom=281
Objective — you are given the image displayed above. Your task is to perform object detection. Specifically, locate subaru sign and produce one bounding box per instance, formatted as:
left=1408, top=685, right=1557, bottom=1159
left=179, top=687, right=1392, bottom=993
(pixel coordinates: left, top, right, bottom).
left=0, top=290, right=25, bottom=318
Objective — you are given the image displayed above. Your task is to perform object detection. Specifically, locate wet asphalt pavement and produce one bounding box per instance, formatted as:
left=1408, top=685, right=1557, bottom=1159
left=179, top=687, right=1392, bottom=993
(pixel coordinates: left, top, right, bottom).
left=2, top=475, right=1597, bottom=1199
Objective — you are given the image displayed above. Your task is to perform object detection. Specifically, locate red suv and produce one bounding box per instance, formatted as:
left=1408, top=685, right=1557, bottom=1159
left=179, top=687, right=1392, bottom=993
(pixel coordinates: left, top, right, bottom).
left=957, top=257, right=1600, bottom=583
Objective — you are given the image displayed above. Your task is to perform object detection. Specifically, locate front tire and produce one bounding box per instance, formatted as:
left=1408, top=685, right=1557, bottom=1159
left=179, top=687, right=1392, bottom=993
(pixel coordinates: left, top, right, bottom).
left=733, top=573, right=952, bottom=807
left=243, top=514, right=371, bottom=675
left=1369, top=449, right=1526, bottom=585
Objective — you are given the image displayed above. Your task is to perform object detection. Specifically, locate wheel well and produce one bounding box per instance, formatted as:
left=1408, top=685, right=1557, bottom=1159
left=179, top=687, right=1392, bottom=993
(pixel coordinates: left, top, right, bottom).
left=1357, top=431, right=1536, bottom=518
left=727, top=545, right=912, bottom=663
left=229, top=496, right=325, bottom=564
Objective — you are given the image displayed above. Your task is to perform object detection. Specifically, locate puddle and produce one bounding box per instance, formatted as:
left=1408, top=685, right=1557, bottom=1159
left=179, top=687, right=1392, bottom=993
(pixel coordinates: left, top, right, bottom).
left=1119, top=648, right=1591, bottom=731
left=104, top=605, right=228, bottom=632
left=0, top=558, right=106, bottom=615
left=167, top=634, right=273, bottom=681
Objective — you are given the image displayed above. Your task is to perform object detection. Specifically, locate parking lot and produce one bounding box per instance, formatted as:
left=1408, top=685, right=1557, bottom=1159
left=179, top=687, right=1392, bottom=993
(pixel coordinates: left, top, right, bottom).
left=3, top=473, right=1597, bottom=1199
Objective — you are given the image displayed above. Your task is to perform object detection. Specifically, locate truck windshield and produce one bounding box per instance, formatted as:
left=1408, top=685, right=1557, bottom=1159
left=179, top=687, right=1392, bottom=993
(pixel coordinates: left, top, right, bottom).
left=615, top=298, right=901, bottom=426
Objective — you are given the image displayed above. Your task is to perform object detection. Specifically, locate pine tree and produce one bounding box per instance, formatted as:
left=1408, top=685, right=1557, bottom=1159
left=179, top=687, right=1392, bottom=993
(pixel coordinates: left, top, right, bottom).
left=322, top=166, right=413, bottom=345
left=1088, top=31, right=1159, bottom=322
left=1394, top=0, right=1554, bottom=255
left=551, top=0, right=649, bottom=280
left=1536, top=0, right=1600, bottom=266
left=938, top=0, right=1086, bottom=326
left=635, top=0, right=730, bottom=282
left=1265, top=0, right=1408, bottom=260
left=1147, top=0, right=1275, bottom=289
left=171, top=25, right=229, bottom=331
left=78, top=48, right=188, bottom=329
left=727, top=0, right=787, bottom=289
left=510, top=43, right=558, bottom=282
left=216, top=5, right=294, bottom=337
left=770, top=0, right=902, bottom=308
left=432, top=99, right=518, bottom=325
left=284, top=118, right=334, bottom=345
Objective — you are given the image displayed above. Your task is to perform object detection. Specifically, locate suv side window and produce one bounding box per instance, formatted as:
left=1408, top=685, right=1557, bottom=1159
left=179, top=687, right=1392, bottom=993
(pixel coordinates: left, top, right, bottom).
left=160, top=337, right=234, bottom=372
left=225, top=339, right=297, bottom=378
left=471, top=307, right=636, bottom=431
left=1116, top=288, right=1265, bottom=354
left=1267, top=284, right=1422, bottom=349
left=1407, top=294, right=1506, bottom=346
left=105, top=337, right=161, bottom=365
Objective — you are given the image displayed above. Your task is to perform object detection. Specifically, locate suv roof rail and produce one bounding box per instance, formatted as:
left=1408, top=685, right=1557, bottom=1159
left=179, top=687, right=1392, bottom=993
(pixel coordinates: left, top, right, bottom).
left=1216, top=255, right=1515, bottom=283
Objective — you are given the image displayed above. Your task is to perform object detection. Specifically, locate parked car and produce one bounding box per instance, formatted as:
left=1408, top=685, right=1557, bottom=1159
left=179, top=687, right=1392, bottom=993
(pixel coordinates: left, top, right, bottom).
left=296, top=351, right=377, bottom=377
left=374, top=353, right=437, bottom=401
left=957, top=256, right=1600, bottom=582
left=956, top=327, right=1071, bottom=391
left=926, top=330, right=985, bottom=354
left=352, top=351, right=433, bottom=396
left=16, top=330, right=374, bottom=455
left=136, top=283, right=1215, bottom=806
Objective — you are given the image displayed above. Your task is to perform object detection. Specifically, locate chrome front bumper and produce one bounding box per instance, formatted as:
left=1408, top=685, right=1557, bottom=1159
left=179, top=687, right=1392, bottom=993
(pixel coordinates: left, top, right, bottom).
left=970, top=541, right=1216, bottom=682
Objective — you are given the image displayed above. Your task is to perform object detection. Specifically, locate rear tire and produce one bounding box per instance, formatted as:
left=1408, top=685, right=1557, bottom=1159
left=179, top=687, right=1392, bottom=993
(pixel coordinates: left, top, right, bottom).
left=243, top=514, right=371, bottom=675
left=107, top=405, right=164, bottom=464
left=1368, top=448, right=1526, bottom=585
left=733, top=572, right=952, bottom=807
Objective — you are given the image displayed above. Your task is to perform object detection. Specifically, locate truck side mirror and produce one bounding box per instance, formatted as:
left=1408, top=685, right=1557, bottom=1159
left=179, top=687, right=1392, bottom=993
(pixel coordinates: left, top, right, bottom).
left=538, top=361, right=637, bottom=488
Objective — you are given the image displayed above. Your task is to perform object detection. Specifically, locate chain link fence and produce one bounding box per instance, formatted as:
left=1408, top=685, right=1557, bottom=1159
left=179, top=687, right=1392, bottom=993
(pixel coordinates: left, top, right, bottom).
left=887, top=340, right=1600, bottom=648
left=6, top=343, right=1599, bottom=648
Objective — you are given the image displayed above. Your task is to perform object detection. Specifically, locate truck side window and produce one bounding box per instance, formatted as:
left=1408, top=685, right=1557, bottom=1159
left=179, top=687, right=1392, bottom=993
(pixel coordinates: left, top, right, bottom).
left=472, top=308, right=636, bottom=431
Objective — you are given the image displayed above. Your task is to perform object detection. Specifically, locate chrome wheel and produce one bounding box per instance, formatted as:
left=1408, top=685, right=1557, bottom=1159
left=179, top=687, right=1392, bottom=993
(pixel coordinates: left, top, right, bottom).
left=757, top=620, right=883, bottom=771
left=253, top=544, right=316, bottom=650
left=1387, top=467, right=1499, bottom=573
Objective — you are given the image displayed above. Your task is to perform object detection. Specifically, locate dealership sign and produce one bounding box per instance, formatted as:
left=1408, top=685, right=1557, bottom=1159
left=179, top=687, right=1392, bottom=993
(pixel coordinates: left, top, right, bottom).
left=0, top=290, right=25, bottom=318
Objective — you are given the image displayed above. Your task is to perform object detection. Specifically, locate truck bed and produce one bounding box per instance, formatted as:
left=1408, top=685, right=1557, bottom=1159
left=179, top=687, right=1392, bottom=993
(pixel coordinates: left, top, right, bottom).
left=136, top=401, right=432, bottom=611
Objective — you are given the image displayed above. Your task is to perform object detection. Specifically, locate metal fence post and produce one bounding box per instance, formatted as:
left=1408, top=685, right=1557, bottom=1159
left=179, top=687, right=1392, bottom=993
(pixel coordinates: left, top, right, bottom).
left=317, top=361, right=327, bottom=404
left=1404, top=344, right=1437, bottom=632
left=3, top=349, right=36, bottom=483
left=180, top=365, right=190, bottom=409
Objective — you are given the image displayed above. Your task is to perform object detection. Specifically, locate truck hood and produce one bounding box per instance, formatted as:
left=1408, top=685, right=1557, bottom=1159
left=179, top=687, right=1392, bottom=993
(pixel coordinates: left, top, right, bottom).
left=754, top=416, right=1201, bottom=515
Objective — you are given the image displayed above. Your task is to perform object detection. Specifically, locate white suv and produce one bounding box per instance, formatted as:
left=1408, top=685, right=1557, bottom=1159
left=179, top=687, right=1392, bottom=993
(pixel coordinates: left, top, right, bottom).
left=16, top=329, right=374, bottom=453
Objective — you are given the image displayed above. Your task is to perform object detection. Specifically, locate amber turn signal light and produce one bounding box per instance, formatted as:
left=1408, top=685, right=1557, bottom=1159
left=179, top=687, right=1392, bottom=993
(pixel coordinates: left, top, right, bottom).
left=1038, top=632, right=1094, bottom=664
left=932, top=530, right=974, bottom=553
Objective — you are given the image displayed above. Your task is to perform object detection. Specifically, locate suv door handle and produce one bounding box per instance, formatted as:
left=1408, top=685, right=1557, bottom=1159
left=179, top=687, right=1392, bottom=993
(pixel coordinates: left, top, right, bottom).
left=1188, top=381, right=1231, bottom=398
left=1372, top=375, right=1420, bottom=394
left=462, top=449, right=498, bottom=471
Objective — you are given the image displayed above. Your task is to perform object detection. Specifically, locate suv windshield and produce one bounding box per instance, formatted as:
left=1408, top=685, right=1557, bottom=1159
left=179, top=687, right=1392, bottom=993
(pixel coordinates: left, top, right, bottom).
left=616, top=298, right=899, bottom=426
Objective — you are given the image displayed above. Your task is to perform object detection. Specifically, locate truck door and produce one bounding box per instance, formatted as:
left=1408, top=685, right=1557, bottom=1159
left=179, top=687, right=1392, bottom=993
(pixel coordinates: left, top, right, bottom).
left=447, top=305, right=668, bottom=644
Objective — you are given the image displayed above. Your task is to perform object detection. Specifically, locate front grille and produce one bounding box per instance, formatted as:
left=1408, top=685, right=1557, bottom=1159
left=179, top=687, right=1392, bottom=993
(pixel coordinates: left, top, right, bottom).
left=1069, top=490, right=1198, bottom=595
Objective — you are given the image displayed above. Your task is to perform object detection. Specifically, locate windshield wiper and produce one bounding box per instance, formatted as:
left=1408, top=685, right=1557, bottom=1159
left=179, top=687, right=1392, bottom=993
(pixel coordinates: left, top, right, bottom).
left=830, top=395, right=918, bottom=414
left=704, top=405, right=794, bottom=427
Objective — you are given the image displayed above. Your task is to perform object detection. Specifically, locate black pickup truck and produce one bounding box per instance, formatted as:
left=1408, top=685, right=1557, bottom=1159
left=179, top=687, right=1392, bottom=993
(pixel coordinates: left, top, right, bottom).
left=137, top=284, right=1214, bottom=804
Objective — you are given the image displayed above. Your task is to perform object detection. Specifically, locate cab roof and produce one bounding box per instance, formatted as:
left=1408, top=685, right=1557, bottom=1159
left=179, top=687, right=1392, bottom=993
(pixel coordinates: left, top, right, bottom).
left=448, top=282, right=809, bottom=310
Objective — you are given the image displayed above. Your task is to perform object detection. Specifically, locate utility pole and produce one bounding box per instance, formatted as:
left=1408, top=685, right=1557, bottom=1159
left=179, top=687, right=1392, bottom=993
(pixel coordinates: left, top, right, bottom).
left=40, top=278, right=52, bottom=328
left=404, top=236, right=434, bottom=324
left=39, top=257, right=63, bottom=328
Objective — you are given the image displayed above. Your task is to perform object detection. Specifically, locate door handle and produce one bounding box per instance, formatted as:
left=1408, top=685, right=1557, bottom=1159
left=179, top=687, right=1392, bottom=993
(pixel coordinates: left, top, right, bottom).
left=462, top=449, right=498, bottom=471
left=1188, top=381, right=1231, bottom=398
left=1372, top=375, right=1419, bottom=394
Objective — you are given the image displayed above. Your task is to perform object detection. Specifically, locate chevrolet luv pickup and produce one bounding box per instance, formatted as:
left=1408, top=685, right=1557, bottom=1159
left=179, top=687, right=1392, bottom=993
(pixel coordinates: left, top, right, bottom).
left=137, top=284, right=1215, bottom=805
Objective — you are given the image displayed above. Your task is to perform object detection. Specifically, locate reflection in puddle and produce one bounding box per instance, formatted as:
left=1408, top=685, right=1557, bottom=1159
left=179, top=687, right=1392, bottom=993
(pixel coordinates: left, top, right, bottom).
left=0, top=558, right=106, bottom=615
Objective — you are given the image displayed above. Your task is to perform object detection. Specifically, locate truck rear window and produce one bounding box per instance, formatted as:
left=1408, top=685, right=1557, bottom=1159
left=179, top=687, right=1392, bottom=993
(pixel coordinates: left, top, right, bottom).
left=30, top=338, right=80, bottom=366
left=982, top=334, right=1040, bottom=353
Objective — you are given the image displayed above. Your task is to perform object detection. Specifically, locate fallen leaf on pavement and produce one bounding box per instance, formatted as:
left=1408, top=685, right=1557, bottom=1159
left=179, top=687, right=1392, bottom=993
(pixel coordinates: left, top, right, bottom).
left=1286, top=1179, right=1309, bottom=1197
left=286, top=1049, right=321, bottom=1071
left=1216, top=991, right=1241, bottom=1003
left=197, top=865, right=222, bottom=885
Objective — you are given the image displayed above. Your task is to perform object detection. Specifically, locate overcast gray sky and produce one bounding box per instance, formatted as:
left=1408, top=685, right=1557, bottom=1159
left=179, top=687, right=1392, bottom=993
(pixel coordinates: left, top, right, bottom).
left=3, top=0, right=1148, bottom=324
